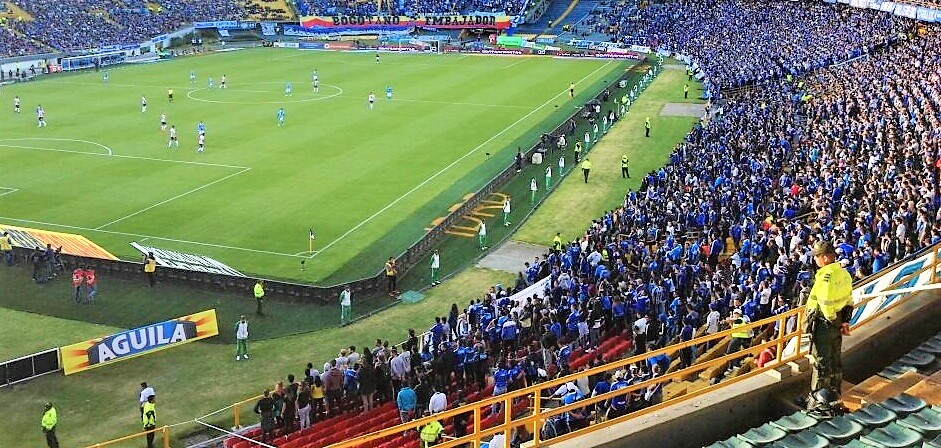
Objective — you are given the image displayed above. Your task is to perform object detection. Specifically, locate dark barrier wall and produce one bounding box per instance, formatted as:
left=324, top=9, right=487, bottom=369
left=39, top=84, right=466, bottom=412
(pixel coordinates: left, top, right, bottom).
left=7, top=60, right=645, bottom=303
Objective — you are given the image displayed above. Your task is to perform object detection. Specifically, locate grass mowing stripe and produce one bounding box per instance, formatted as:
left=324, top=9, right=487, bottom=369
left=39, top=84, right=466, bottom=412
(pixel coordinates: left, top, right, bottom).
left=308, top=61, right=614, bottom=260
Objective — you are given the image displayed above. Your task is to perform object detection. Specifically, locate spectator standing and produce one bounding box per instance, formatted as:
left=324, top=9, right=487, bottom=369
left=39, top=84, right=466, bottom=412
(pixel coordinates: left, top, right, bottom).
left=142, top=252, right=156, bottom=287
left=235, top=315, right=249, bottom=361
left=71, top=266, right=86, bottom=303
left=85, top=267, right=97, bottom=303
left=385, top=257, right=398, bottom=296
left=806, top=241, right=853, bottom=399
left=397, top=382, right=417, bottom=425
left=296, top=382, right=311, bottom=430
left=253, top=280, right=265, bottom=315
left=322, top=360, right=344, bottom=416
left=339, top=285, right=352, bottom=325
left=359, top=351, right=377, bottom=411
left=428, top=385, right=447, bottom=414
left=430, top=250, right=440, bottom=286
left=311, top=376, right=327, bottom=421
left=41, top=402, right=58, bottom=448
left=253, top=390, right=276, bottom=443
left=419, top=415, right=444, bottom=448
left=1, top=231, right=12, bottom=265
left=138, top=382, right=156, bottom=417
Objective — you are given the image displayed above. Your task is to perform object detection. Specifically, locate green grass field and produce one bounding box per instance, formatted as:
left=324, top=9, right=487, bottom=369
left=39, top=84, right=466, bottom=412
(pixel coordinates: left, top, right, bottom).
left=0, top=58, right=700, bottom=448
left=0, top=49, right=628, bottom=283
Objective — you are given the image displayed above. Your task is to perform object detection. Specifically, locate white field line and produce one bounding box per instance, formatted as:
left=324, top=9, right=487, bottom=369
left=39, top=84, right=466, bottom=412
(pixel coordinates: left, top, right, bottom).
left=0, top=142, right=249, bottom=169
left=337, top=95, right=531, bottom=109
left=94, top=167, right=251, bottom=230
left=502, top=59, right=528, bottom=70
left=0, top=137, right=113, bottom=155
left=0, top=215, right=306, bottom=258
left=308, top=60, right=614, bottom=259
left=0, top=188, right=19, bottom=198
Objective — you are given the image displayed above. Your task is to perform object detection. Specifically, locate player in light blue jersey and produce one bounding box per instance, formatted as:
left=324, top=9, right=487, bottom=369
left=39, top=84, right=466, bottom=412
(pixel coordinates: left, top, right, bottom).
left=386, top=85, right=393, bottom=100
left=277, top=108, right=285, bottom=127
left=285, top=82, right=293, bottom=97
left=208, top=76, right=214, bottom=89
left=197, top=121, right=206, bottom=136
left=190, top=70, right=196, bottom=84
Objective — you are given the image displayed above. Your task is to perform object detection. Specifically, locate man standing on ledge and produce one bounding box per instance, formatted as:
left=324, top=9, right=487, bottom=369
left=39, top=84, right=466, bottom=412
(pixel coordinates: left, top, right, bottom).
left=430, top=250, right=441, bottom=286
left=805, top=241, right=853, bottom=401
left=253, top=280, right=265, bottom=316
left=41, top=402, right=58, bottom=448
left=339, top=285, right=352, bottom=325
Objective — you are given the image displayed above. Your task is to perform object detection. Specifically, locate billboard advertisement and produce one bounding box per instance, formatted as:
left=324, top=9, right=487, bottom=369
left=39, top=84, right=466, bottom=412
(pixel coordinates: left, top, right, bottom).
left=0, top=223, right=118, bottom=260
left=60, top=309, right=219, bottom=375
left=298, top=14, right=513, bottom=31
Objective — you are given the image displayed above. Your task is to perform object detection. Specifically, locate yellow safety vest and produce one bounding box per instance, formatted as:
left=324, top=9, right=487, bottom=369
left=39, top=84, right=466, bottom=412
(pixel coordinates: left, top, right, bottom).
left=420, top=420, right=443, bottom=443
left=41, top=407, right=57, bottom=430
left=552, top=235, right=562, bottom=251
left=254, top=283, right=265, bottom=299
left=806, top=262, right=853, bottom=322
left=0, top=235, right=11, bottom=251
left=645, top=119, right=651, bottom=129
left=142, top=402, right=156, bottom=428
left=621, top=156, right=629, bottom=168
left=581, top=160, right=592, bottom=170
left=731, top=319, right=750, bottom=339
left=144, top=258, right=156, bottom=273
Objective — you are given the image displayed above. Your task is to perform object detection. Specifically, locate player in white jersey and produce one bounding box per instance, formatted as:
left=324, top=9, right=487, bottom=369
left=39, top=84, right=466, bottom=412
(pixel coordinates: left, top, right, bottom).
left=159, top=113, right=167, bottom=131
left=367, top=92, right=375, bottom=109
left=197, top=133, right=205, bottom=153
left=14, top=96, right=20, bottom=113
left=36, top=105, right=46, bottom=127
left=220, top=75, right=227, bottom=89
left=311, top=71, right=319, bottom=93
left=190, top=70, right=196, bottom=84
left=168, top=125, right=179, bottom=147
left=141, top=96, right=148, bottom=113
left=285, top=82, right=293, bottom=97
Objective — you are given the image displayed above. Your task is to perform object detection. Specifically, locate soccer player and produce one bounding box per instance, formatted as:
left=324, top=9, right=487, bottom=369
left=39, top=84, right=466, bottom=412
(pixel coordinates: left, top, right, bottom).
left=375, top=53, right=380, bottom=64
left=312, top=78, right=320, bottom=93
left=159, top=113, right=167, bottom=131
left=141, top=96, right=148, bottom=113
left=36, top=105, right=46, bottom=127
left=103, top=70, right=109, bottom=83
left=13, top=96, right=20, bottom=113
left=168, top=125, right=179, bottom=147
left=208, top=76, right=214, bottom=89
left=367, top=92, right=375, bottom=110
left=311, top=70, right=319, bottom=93
left=545, top=165, right=552, bottom=190
left=569, top=81, right=574, bottom=98
left=502, top=197, right=511, bottom=227
left=285, top=82, right=293, bottom=97
left=530, top=177, right=537, bottom=204
left=197, top=121, right=206, bottom=136
left=197, top=133, right=205, bottom=153
left=220, top=74, right=227, bottom=89
left=189, top=70, right=196, bottom=84
left=277, top=107, right=285, bottom=127
left=386, top=85, right=393, bottom=100
left=167, top=88, right=173, bottom=103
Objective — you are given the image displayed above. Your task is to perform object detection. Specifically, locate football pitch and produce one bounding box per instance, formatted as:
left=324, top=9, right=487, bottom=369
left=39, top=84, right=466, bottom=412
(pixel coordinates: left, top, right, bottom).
left=0, top=49, right=630, bottom=283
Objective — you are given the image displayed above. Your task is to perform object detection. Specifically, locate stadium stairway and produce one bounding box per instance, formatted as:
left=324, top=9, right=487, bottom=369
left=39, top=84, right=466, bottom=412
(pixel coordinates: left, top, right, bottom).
left=516, top=0, right=574, bottom=35
left=704, top=330, right=941, bottom=448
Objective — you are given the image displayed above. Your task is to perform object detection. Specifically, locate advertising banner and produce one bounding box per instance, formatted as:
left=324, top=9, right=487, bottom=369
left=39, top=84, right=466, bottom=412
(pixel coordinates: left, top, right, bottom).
left=194, top=21, right=240, bottom=29
left=60, top=309, right=219, bottom=375
left=130, top=243, right=244, bottom=277
left=299, top=14, right=513, bottom=31
left=0, top=223, right=118, bottom=260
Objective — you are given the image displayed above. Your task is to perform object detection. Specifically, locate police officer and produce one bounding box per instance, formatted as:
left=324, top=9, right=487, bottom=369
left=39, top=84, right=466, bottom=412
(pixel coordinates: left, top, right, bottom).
left=581, top=158, right=592, bottom=183
left=644, top=117, right=651, bottom=137
left=142, top=395, right=157, bottom=448
left=621, top=154, right=630, bottom=178
left=253, top=280, right=265, bottom=316
left=684, top=83, right=689, bottom=99
left=805, top=241, right=853, bottom=398
left=41, top=402, right=58, bottom=448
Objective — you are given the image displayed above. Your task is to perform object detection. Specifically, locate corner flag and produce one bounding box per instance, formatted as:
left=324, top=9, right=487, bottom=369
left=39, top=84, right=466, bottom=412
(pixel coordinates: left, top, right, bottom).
left=308, top=228, right=315, bottom=253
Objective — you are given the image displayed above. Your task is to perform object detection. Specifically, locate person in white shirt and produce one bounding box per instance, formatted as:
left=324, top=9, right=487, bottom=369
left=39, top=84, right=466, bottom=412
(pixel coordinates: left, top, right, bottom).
left=347, top=346, right=360, bottom=367
left=139, top=382, right=156, bottom=415
left=502, top=198, right=511, bottom=227
left=235, top=316, right=249, bottom=360
left=428, top=387, right=448, bottom=414
left=339, top=285, right=352, bottom=325
left=430, top=250, right=440, bottom=286
left=478, top=222, right=487, bottom=250
left=336, top=349, right=349, bottom=371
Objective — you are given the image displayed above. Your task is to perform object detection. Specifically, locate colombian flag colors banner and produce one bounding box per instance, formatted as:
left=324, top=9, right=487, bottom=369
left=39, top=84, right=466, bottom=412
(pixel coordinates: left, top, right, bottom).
left=0, top=223, right=118, bottom=260
left=299, top=14, right=513, bottom=31
left=61, top=309, right=219, bottom=375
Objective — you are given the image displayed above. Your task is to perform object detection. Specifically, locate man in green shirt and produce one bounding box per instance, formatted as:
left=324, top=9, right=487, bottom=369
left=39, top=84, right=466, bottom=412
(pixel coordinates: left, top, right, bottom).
left=41, top=402, right=58, bottom=448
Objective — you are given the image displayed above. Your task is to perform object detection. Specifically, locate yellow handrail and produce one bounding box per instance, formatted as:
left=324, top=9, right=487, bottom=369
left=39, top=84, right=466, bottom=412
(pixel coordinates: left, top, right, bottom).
left=86, top=425, right=170, bottom=448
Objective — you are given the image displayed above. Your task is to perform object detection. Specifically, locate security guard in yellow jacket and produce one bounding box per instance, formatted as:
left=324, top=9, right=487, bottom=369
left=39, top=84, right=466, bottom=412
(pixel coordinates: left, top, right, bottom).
left=621, top=154, right=630, bottom=178
left=41, top=402, right=58, bottom=448
left=143, top=395, right=157, bottom=448
left=806, top=241, right=853, bottom=395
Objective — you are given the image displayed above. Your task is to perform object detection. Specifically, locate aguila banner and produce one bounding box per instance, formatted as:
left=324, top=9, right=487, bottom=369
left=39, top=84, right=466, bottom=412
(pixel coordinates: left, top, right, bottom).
left=60, top=309, right=219, bottom=375
left=299, top=14, right=513, bottom=31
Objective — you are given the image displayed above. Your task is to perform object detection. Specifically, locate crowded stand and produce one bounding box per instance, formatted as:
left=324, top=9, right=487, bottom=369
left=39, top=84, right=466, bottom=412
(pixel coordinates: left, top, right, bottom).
left=0, top=25, right=45, bottom=57
left=3, top=0, right=244, bottom=52
left=294, top=0, right=522, bottom=18
left=605, top=0, right=907, bottom=92
left=227, top=16, right=941, bottom=448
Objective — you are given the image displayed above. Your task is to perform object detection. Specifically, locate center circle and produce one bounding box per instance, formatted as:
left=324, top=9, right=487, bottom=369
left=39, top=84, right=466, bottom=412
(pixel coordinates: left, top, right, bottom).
left=185, top=83, right=343, bottom=105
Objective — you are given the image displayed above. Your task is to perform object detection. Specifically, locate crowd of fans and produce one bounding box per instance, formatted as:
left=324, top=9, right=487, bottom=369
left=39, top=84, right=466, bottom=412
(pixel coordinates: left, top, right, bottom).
left=1, top=0, right=244, bottom=52
left=599, top=0, right=909, bottom=92
left=295, top=0, right=522, bottom=18
left=0, top=25, right=46, bottom=57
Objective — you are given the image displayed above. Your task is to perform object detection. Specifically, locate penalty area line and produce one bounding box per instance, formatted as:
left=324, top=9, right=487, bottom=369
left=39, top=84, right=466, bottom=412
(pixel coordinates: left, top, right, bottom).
left=309, top=60, right=614, bottom=259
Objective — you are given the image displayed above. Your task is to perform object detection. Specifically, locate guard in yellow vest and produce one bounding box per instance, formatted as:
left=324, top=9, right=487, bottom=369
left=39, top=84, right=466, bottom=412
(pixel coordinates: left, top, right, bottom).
left=142, top=395, right=157, bottom=448
left=1, top=231, right=13, bottom=265
left=253, top=280, right=265, bottom=316
left=143, top=252, right=157, bottom=287
left=805, top=241, right=853, bottom=397
left=419, top=417, right=444, bottom=448
left=621, top=154, right=630, bottom=178
left=725, top=309, right=751, bottom=354
left=552, top=232, right=563, bottom=252
left=683, top=83, right=689, bottom=99
left=41, top=402, right=58, bottom=448
left=644, top=117, right=651, bottom=137
left=581, top=158, right=592, bottom=183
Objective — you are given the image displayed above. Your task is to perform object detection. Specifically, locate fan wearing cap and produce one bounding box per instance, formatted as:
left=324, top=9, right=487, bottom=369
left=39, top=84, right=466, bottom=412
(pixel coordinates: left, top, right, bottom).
left=805, top=240, right=853, bottom=400
left=41, top=402, right=58, bottom=448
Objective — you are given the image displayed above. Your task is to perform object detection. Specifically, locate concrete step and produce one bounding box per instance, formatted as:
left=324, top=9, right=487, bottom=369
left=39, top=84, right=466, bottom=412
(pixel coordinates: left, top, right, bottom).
left=861, top=371, right=927, bottom=407
left=844, top=376, right=892, bottom=412
left=904, top=371, right=941, bottom=405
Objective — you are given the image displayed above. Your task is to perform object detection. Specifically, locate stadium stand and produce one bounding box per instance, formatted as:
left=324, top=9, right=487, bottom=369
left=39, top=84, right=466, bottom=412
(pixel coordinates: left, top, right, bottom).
left=0, top=25, right=46, bottom=57
left=705, top=330, right=941, bottom=448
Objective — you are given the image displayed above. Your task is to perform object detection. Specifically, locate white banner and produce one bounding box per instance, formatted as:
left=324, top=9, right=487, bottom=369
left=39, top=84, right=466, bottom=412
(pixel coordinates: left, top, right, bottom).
left=130, top=243, right=244, bottom=277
